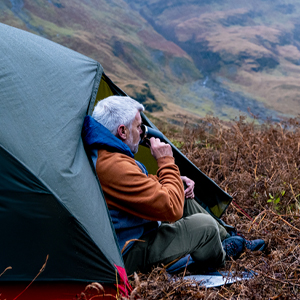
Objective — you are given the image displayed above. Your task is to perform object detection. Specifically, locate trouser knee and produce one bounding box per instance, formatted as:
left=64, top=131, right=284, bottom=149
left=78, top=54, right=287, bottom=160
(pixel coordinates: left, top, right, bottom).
left=184, top=214, right=225, bottom=268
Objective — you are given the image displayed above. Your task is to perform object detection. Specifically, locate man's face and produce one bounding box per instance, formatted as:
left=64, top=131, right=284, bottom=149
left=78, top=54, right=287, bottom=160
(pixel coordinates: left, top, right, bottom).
left=126, top=112, right=143, bottom=154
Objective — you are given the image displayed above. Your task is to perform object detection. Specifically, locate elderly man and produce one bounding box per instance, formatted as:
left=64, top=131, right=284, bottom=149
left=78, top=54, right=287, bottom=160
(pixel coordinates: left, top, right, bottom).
left=82, top=95, right=265, bottom=275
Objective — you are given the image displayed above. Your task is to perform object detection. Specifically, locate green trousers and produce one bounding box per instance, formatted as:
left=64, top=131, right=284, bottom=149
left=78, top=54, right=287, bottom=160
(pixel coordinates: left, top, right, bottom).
left=123, top=199, right=227, bottom=275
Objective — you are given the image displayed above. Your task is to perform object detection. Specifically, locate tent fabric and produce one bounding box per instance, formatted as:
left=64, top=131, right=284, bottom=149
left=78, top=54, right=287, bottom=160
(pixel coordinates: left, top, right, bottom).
left=0, top=23, right=123, bottom=282
left=0, top=21, right=232, bottom=285
left=0, top=145, right=116, bottom=282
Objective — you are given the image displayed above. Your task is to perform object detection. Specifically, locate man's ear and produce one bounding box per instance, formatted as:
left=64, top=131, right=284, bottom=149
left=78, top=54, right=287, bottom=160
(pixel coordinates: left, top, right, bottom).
left=116, top=125, right=128, bottom=141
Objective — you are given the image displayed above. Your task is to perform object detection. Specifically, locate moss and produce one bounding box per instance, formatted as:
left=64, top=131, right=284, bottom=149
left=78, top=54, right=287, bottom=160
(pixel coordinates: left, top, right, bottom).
left=169, top=57, right=202, bottom=80
left=144, top=102, right=163, bottom=112
left=29, top=14, right=75, bottom=37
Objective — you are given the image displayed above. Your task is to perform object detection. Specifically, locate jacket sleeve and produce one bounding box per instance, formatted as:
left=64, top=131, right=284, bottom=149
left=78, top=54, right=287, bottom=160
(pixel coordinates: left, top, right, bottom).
left=96, top=151, right=185, bottom=222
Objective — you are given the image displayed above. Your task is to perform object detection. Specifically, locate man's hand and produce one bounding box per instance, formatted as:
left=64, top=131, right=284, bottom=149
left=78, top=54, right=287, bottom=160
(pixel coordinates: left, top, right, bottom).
left=149, top=137, right=173, bottom=160
left=180, top=176, right=195, bottom=199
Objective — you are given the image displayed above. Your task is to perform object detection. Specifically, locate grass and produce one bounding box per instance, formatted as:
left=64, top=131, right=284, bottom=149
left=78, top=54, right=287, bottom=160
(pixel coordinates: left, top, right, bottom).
left=80, top=115, right=300, bottom=299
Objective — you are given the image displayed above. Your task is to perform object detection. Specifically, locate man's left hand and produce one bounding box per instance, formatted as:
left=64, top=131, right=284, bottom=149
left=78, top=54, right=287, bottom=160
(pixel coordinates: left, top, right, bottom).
left=180, top=176, right=195, bottom=199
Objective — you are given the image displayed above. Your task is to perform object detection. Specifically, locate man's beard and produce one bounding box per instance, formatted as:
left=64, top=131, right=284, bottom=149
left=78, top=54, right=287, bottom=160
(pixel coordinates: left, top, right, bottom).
left=126, top=134, right=140, bottom=154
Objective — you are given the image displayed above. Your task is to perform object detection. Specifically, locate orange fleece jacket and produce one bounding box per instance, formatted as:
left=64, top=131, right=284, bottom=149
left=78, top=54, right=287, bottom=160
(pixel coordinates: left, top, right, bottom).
left=96, top=149, right=185, bottom=222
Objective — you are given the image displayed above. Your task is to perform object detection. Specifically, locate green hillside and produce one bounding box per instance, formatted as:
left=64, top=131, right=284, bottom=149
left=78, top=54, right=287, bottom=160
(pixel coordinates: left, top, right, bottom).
left=1, top=0, right=300, bottom=123
left=0, top=0, right=202, bottom=119
left=125, top=0, right=300, bottom=120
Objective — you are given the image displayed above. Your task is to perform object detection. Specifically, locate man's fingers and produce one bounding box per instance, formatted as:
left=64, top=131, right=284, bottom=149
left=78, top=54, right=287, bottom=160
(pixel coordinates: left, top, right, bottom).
left=149, top=137, right=173, bottom=159
left=181, top=176, right=195, bottom=199
left=185, top=190, right=194, bottom=199
left=185, top=186, right=192, bottom=193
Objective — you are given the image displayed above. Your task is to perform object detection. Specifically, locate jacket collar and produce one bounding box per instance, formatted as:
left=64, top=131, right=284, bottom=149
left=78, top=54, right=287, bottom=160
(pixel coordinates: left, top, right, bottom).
left=82, top=115, right=134, bottom=158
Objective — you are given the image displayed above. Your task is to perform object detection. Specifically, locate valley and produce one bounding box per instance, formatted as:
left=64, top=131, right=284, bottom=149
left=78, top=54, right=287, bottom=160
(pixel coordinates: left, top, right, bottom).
left=1, top=0, right=300, bottom=124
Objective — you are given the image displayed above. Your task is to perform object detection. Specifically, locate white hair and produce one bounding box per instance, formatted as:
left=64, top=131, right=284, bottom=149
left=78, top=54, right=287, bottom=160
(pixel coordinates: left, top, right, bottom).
left=92, top=96, right=144, bottom=135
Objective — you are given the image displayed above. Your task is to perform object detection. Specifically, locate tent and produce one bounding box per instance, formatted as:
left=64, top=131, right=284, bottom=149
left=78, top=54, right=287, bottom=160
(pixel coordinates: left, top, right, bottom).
left=0, top=23, right=232, bottom=297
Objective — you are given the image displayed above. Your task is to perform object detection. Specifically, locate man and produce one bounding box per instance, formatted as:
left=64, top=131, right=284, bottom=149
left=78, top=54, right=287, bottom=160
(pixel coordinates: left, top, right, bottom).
left=82, top=95, right=265, bottom=275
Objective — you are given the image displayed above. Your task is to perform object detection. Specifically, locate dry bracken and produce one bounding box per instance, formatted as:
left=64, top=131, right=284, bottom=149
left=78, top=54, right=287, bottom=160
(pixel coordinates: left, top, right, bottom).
left=81, top=115, right=300, bottom=299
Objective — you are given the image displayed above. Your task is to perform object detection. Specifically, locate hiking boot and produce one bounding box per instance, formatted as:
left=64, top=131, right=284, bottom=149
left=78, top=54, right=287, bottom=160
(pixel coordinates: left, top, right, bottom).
left=222, top=236, right=245, bottom=260
left=229, top=231, right=266, bottom=252
left=244, top=239, right=265, bottom=251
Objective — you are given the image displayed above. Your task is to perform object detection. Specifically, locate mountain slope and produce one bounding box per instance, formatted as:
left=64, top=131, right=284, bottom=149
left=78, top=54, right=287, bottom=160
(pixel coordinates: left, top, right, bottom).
left=124, top=0, right=300, bottom=120
left=0, top=0, right=203, bottom=118
left=1, top=0, right=300, bottom=123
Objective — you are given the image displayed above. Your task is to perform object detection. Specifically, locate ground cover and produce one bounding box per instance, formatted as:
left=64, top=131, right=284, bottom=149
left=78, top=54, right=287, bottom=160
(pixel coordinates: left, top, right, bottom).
left=80, top=115, right=300, bottom=299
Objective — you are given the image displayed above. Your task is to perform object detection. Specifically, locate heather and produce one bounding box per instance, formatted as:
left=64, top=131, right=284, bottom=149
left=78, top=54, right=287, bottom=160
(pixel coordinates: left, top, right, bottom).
left=81, top=115, right=300, bottom=299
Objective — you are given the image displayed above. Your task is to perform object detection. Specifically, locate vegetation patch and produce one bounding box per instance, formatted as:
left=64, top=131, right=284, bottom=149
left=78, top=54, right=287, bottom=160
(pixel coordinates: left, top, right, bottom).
left=80, top=115, right=300, bottom=299
left=125, top=82, right=164, bottom=112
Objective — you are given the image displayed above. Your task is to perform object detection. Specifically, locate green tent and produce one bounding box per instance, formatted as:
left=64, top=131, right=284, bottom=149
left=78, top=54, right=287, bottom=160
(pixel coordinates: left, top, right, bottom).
left=0, top=22, right=124, bottom=284
left=0, top=22, right=232, bottom=290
